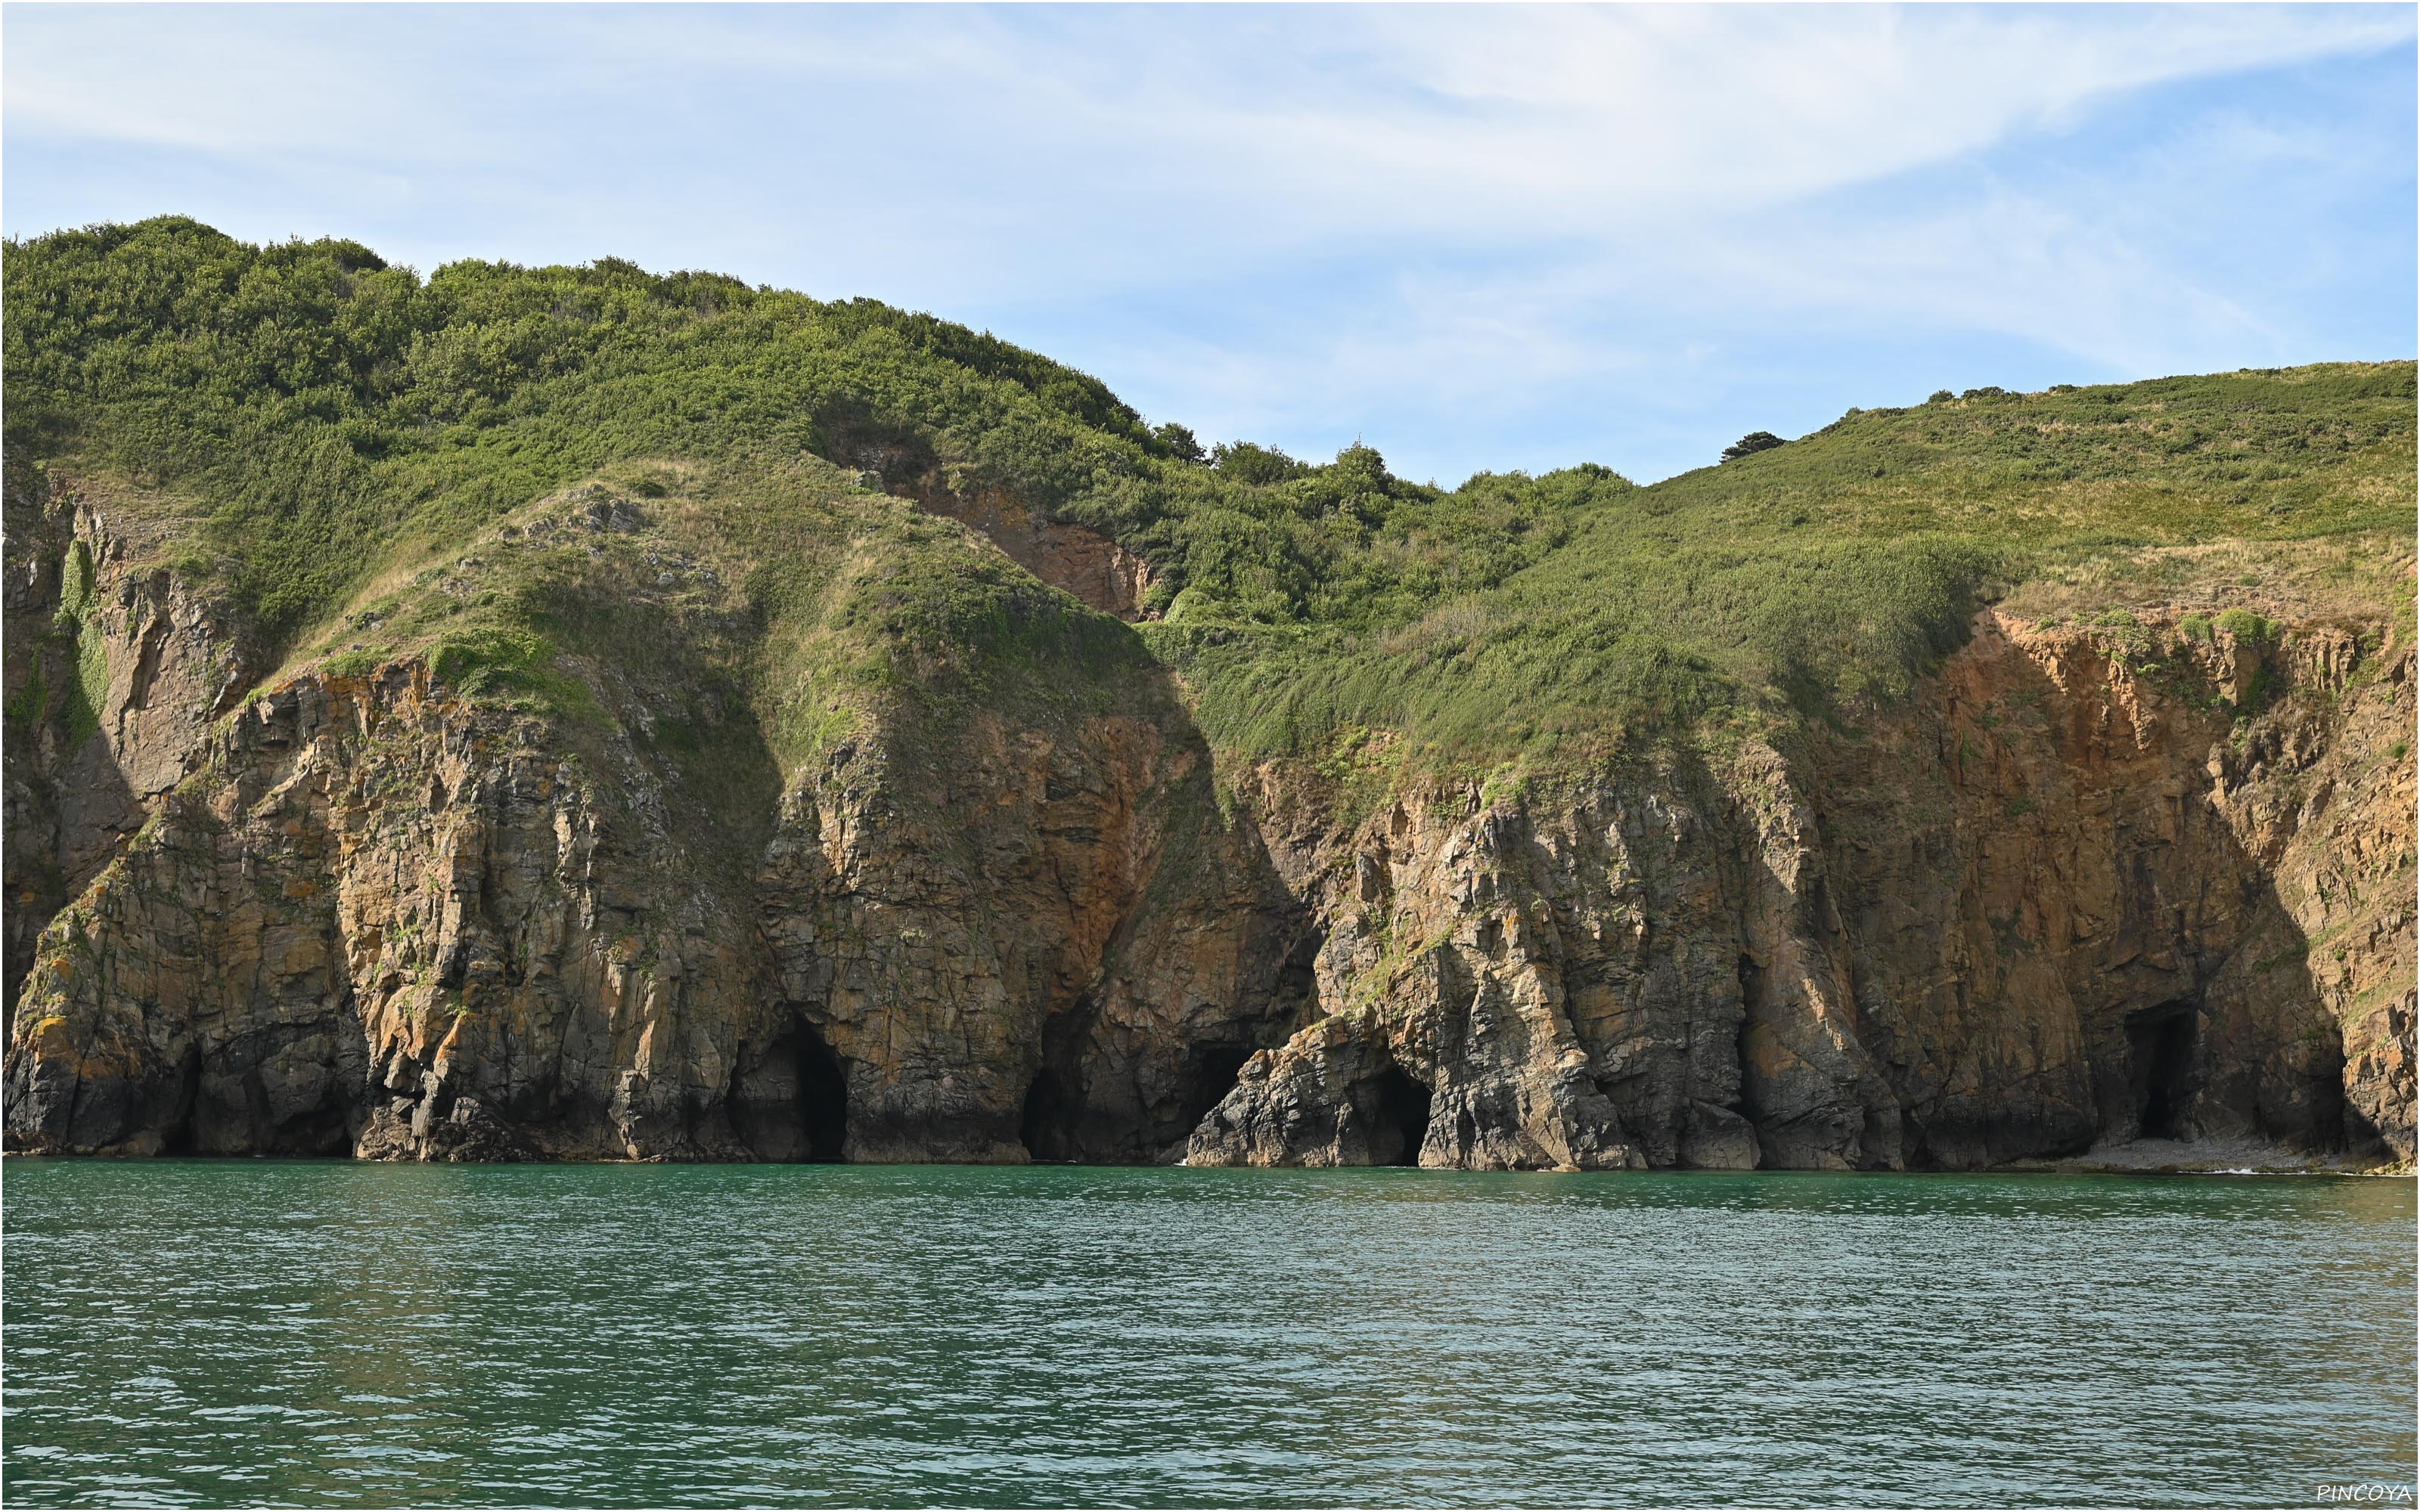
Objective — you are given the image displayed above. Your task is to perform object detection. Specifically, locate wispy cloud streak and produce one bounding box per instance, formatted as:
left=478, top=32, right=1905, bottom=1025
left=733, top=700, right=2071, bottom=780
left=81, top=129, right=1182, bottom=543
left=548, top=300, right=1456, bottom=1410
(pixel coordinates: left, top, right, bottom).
left=4, top=4, right=2411, bottom=480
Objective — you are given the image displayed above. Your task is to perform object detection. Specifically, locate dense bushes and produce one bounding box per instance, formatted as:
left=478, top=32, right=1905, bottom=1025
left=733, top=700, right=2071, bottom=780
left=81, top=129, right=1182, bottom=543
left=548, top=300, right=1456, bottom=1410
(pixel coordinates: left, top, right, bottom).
left=6, top=218, right=2410, bottom=764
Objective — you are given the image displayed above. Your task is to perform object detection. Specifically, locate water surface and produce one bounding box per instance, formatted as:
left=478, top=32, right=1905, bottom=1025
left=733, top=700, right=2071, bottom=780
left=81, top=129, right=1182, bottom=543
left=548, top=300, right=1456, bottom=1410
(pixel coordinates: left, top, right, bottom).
left=5, top=1161, right=2412, bottom=1507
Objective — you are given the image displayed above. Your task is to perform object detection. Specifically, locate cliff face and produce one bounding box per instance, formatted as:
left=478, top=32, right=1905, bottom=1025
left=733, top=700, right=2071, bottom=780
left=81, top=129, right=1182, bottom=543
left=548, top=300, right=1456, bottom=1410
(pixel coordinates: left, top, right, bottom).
left=4, top=488, right=260, bottom=1014
left=5, top=470, right=2412, bottom=1169
left=3, top=474, right=1307, bottom=1161
left=1188, top=604, right=2415, bottom=1170
left=1813, top=607, right=2412, bottom=1165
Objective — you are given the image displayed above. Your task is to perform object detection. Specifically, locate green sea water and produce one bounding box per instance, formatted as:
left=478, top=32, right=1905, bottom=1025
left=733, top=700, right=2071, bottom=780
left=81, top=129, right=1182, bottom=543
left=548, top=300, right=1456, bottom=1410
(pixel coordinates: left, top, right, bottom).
left=2, top=1161, right=2411, bottom=1508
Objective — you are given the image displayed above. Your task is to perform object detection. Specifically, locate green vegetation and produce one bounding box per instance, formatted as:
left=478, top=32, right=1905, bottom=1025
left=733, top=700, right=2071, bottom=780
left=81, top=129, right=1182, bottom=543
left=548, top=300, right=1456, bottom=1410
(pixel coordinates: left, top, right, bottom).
left=2215, top=607, right=2279, bottom=643
left=6, top=217, right=2413, bottom=773
left=32, top=538, right=113, bottom=745
left=1720, top=431, right=1785, bottom=463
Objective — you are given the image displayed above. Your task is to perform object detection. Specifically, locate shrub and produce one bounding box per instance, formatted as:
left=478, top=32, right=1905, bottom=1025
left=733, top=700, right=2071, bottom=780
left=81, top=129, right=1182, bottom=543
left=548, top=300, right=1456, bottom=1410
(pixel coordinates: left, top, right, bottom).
left=1153, top=423, right=1205, bottom=464
left=5, top=216, right=2410, bottom=768
left=1720, top=432, right=1786, bottom=463
left=2215, top=608, right=2279, bottom=643
left=1208, top=441, right=1306, bottom=486
left=427, top=626, right=581, bottom=708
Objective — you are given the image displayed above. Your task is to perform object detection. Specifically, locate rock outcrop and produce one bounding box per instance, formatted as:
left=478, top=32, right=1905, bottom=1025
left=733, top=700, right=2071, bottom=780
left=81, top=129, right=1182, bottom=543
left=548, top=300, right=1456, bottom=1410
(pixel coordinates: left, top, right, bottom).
left=1189, top=606, right=2415, bottom=1170
left=4, top=478, right=259, bottom=1015
left=834, top=426, right=1161, bottom=620
left=3, top=473, right=1306, bottom=1161
left=7, top=467, right=2412, bottom=1168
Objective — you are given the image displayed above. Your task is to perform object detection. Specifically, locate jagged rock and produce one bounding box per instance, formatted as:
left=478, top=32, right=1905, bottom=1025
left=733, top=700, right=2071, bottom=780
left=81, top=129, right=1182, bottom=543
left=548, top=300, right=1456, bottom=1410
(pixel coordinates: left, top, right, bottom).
left=568, top=485, right=647, bottom=534
left=2, top=472, right=1308, bottom=1162
left=5, top=465, right=2411, bottom=1168
left=1186, top=608, right=2415, bottom=1170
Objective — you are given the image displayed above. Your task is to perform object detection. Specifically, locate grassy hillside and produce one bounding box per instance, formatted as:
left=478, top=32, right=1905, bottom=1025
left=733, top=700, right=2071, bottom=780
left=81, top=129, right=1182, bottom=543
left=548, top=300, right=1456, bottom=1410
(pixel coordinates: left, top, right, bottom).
left=7, top=217, right=2412, bottom=769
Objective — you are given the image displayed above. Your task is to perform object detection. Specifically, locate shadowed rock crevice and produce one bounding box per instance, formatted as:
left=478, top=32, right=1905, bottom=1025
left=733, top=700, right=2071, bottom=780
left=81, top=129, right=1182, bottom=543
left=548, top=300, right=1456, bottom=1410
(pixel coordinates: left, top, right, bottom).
left=1019, top=1067, right=1079, bottom=1163
left=732, top=1023, right=851, bottom=1163
left=1021, top=992, right=1101, bottom=1164
left=1376, top=1064, right=1432, bottom=1167
left=2127, top=1003, right=2198, bottom=1141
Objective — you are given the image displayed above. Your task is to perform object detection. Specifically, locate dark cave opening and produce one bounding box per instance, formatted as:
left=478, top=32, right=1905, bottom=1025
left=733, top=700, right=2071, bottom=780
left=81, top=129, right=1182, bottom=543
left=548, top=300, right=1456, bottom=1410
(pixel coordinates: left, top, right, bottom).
left=2127, top=1003, right=2197, bottom=1141
left=735, top=1023, right=849, bottom=1162
left=1376, top=1064, right=1433, bottom=1167
left=794, top=1027, right=849, bottom=1163
left=1179, top=1043, right=1252, bottom=1131
left=1020, top=1067, right=1081, bottom=1163
left=160, top=1047, right=202, bottom=1156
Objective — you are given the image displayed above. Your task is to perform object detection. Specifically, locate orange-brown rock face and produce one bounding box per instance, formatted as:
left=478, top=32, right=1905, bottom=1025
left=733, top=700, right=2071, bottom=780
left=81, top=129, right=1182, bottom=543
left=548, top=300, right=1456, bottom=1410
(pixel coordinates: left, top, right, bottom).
left=7, top=474, right=2410, bottom=1169
left=908, top=486, right=1159, bottom=621
left=1187, top=753, right=1902, bottom=1172
left=2, top=483, right=1303, bottom=1161
left=8, top=663, right=782, bottom=1159
left=1811, top=609, right=2412, bottom=1164
left=751, top=705, right=1305, bottom=1164
left=4, top=492, right=260, bottom=1012
left=1191, top=609, right=2414, bottom=1170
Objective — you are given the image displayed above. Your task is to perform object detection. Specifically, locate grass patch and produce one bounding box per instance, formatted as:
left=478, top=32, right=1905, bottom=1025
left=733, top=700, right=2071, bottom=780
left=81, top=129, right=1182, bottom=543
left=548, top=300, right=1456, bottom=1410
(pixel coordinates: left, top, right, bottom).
left=7, top=217, right=2412, bottom=774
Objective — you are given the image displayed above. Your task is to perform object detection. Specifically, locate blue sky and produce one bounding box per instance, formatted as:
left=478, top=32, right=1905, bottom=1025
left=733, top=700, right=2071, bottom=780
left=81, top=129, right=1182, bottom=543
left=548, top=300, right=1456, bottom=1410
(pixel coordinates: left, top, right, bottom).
left=5, top=4, right=2412, bottom=484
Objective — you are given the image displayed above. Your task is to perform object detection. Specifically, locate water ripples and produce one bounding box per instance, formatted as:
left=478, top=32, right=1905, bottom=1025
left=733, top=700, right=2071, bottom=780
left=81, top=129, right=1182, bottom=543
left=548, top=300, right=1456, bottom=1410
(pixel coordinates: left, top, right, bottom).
left=3, top=1163, right=2412, bottom=1507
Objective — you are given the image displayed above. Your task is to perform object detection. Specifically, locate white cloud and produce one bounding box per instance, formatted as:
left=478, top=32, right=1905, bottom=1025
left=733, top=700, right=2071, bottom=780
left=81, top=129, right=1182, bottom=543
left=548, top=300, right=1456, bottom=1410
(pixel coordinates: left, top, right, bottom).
left=2, top=3, right=2410, bottom=480
left=11, top=6, right=2406, bottom=230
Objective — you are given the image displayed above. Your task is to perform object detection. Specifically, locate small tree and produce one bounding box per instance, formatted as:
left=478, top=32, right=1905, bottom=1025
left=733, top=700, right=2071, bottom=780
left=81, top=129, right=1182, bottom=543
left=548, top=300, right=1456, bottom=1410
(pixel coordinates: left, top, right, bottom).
left=1153, top=422, right=1205, bottom=465
left=1720, top=431, right=1785, bottom=463
left=1210, top=441, right=1304, bottom=485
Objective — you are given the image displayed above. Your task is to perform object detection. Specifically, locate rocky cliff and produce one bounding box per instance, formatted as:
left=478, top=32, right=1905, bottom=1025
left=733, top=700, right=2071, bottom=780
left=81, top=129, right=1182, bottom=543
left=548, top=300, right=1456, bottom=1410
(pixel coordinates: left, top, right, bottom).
left=3, top=468, right=1309, bottom=1162
left=8, top=460, right=2411, bottom=1169
left=1189, top=593, right=2414, bottom=1170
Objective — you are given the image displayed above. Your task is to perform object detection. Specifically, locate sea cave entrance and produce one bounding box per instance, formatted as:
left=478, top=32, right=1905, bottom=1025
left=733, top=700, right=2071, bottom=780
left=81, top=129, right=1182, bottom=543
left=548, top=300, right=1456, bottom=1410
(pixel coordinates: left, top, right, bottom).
left=737, top=1024, right=849, bottom=1162
left=1179, top=1044, right=1252, bottom=1130
left=1020, top=1067, right=1080, bottom=1163
left=1376, top=1065, right=1433, bottom=1167
left=2126, top=1002, right=2197, bottom=1141
left=795, top=1027, right=849, bottom=1162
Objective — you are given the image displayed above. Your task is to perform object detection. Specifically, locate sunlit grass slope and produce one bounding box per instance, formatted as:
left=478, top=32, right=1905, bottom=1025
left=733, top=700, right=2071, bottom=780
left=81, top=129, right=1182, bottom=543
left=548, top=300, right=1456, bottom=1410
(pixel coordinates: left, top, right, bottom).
left=8, top=217, right=2411, bottom=767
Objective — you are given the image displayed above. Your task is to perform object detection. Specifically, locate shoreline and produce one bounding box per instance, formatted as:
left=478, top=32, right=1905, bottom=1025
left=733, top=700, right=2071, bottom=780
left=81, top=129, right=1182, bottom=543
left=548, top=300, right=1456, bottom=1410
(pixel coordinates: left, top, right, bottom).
left=5, top=1144, right=2409, bottom=1176
left=1994, top=1134, right=2413, bottom=1178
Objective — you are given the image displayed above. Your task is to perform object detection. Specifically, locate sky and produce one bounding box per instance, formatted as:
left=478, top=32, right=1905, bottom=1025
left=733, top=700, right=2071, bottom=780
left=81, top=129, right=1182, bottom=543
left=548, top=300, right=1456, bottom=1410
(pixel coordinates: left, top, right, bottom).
left=4, top=3, right=2413, bottom=485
